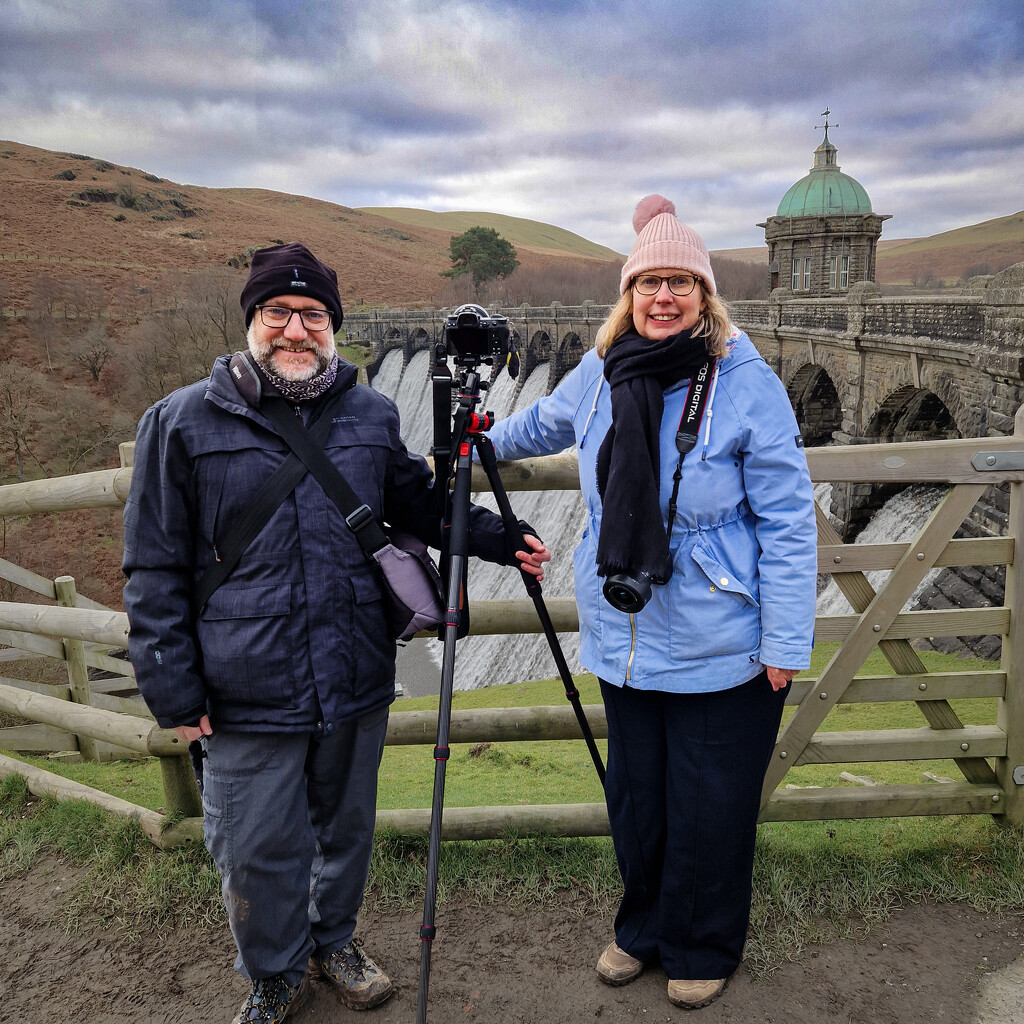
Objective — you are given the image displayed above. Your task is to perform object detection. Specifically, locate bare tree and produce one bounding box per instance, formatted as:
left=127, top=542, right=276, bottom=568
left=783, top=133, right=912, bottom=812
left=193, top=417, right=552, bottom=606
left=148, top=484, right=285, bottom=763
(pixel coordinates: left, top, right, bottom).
left=128, top=300, right=214, bottom=406
left=0, top=365, right=46, bottom=482
left=187, top=267, right=246, bottom=353
left=61, top=278, right=108, bottom=335
left=71, top=325, right=115, bottom=382
left=29, top=274, right=65, bottom=371
left=47, top=386, right=134, bottom=475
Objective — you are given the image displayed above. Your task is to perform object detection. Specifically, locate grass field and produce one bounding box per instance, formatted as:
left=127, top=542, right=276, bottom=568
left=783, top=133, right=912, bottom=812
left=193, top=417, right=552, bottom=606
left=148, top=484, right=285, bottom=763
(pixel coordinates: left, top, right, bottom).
left=2, top=644, right=1022, bottom=971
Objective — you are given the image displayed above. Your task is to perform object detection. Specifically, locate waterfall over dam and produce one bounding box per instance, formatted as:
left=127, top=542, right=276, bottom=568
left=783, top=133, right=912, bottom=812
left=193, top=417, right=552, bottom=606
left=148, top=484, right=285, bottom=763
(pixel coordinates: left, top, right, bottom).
left=372, top=348, right=584, bottom=692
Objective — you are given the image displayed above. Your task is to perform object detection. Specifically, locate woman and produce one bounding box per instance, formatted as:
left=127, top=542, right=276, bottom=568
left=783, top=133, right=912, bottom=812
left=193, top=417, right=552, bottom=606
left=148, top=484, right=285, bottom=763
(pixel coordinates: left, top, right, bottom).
left=486, top=196, right=817, bottom=1009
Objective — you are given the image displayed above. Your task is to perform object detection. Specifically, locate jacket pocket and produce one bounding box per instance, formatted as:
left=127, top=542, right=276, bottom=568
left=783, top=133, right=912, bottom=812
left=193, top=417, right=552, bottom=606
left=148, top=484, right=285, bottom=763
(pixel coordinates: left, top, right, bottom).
left=690, top=540, right=760, bottom=607
left=667, top=537, right=761, bottom=661
left=197, top=583, right=299, bottom=707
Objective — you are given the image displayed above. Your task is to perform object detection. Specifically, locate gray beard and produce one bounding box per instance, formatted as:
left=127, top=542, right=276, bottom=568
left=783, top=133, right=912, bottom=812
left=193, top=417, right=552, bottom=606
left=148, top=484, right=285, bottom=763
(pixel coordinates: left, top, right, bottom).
left=247, top=323, right=334, bottom=382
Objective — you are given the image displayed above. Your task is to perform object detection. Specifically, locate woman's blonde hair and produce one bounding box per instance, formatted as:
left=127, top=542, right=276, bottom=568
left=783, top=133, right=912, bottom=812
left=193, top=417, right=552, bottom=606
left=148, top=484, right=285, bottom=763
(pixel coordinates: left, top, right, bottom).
left=595, top=280, right=731, bottom=360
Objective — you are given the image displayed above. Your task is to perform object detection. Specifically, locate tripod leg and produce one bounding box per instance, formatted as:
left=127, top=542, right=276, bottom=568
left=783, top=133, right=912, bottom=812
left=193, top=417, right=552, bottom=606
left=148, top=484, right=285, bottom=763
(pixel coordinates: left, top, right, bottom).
left=474, top=435, right=606, bottom=785
left=416, top=435, right=475, bottom=1024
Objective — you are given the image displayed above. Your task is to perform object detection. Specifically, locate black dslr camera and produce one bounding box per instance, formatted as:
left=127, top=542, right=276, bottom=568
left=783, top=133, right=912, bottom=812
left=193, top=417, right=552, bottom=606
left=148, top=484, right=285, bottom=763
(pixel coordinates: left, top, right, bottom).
left=443, top=304, right=511, bottom=367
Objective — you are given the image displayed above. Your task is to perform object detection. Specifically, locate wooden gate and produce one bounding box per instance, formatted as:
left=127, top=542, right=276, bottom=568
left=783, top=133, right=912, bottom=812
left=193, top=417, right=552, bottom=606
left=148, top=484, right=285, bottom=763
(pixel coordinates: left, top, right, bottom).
left=1, top=416, right=1023, bottom=846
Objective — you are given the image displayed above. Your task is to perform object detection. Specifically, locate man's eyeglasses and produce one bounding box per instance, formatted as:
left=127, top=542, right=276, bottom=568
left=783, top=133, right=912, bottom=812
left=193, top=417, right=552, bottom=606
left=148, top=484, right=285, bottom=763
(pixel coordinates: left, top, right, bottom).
left=256, top=305, right=334, bottom=331
left=631, top=274, right=701, bottom=297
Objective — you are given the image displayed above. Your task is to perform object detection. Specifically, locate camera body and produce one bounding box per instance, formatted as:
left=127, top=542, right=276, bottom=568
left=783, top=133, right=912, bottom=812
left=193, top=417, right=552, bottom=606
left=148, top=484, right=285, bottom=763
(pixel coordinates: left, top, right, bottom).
left=602, top=570, right=659, bottom=614
left=443, top=304, right=511, bottom=366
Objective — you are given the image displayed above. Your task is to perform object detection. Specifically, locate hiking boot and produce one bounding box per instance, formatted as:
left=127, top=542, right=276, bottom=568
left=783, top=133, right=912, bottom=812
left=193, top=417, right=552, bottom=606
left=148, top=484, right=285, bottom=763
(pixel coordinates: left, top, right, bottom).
left=596, top=941, right=644, bottom=985
left=313, top=939, right=394, bottom=1010
left=667, top=976, right=728, bottom=1009
left=232, top=974, right=310, bottom=1024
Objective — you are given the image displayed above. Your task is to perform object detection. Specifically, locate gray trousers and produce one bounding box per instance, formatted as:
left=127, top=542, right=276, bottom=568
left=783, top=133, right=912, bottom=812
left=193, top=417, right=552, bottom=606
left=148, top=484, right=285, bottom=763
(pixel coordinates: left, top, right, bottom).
left=200, top=706, right=389, bottom=986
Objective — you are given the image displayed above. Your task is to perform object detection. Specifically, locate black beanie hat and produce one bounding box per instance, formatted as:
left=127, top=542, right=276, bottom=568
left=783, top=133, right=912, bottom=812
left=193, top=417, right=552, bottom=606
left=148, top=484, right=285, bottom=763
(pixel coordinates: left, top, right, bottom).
left=240, top=242, right=344, bottom=331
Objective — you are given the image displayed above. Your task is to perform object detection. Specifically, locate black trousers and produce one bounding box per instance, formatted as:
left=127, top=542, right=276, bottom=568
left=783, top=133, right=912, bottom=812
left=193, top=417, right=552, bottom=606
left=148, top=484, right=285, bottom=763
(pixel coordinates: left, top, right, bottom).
left=600, top=671, right=787, bottom=980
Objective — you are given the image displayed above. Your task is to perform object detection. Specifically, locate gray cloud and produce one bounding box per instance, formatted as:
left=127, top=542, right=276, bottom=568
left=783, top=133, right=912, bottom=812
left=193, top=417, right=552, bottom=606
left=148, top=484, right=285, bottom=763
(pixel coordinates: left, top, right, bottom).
left=0, top=0, right=1021, bottom=252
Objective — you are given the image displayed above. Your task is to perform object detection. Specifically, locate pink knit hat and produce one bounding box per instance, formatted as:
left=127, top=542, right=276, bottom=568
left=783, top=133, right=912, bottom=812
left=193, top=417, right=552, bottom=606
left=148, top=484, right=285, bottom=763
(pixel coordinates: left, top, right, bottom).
left=619, top=195, right=716, bottom=296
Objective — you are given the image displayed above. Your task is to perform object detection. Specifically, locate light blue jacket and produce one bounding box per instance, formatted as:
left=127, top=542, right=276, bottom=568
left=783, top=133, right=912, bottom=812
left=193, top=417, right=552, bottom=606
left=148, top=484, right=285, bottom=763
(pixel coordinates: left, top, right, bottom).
left=486, top=331, right=817, bottom=693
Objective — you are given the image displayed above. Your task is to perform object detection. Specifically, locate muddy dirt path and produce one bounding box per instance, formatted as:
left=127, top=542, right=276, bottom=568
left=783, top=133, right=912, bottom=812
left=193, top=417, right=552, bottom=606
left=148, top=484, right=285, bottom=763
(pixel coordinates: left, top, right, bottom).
left=3, top=857, right=1023, bottom=1024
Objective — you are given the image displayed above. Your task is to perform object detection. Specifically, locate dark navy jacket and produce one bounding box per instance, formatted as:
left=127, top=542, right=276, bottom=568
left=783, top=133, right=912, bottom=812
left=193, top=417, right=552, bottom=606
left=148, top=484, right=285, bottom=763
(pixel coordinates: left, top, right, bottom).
left=122, top=355, right=510, bottom=733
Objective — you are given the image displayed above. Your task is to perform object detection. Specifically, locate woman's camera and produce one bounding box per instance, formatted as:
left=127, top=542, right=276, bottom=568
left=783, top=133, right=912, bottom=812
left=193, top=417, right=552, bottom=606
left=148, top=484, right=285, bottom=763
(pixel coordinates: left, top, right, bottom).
left=603, top=570, right=659, bottom=613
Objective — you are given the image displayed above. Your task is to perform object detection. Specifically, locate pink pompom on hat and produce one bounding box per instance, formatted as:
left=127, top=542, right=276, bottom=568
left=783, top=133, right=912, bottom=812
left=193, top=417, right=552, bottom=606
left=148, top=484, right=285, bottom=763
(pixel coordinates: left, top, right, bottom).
left=619, top=195, right=716, bottom=296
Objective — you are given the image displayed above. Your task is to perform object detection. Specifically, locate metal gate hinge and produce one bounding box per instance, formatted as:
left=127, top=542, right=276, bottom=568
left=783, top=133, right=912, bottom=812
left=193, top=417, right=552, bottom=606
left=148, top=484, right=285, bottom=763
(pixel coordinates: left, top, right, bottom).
left=1013, top=766, right=1024, bottom=786
left=972, top=451, right=1024, bottom=472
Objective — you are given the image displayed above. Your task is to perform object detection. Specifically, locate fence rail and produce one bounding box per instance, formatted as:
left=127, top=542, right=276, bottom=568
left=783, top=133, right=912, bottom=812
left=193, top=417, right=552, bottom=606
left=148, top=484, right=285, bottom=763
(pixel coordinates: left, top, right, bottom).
left=1, top=415, right=1023, bottom=846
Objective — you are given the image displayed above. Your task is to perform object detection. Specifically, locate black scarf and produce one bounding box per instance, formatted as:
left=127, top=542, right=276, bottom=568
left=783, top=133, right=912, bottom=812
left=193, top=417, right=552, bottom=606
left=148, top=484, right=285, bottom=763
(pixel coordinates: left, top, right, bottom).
left=595, top=327, right=709, bottom=582
left=251, top=351, right=340, bottom=402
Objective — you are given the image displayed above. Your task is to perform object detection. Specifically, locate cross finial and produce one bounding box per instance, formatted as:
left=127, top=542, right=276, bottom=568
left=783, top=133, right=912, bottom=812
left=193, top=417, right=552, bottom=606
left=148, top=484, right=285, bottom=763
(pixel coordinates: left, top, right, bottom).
left=816, top=107, right=838, bottom=135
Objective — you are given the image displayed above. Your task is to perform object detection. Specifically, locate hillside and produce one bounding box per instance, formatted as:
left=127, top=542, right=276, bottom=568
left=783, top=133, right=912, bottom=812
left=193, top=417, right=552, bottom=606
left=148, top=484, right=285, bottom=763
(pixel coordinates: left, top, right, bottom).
left=359, top=207, right=623, bottom=262
left=875, top=211, right=1024, bottom=284
left=0, top=139, right=616, bottom=315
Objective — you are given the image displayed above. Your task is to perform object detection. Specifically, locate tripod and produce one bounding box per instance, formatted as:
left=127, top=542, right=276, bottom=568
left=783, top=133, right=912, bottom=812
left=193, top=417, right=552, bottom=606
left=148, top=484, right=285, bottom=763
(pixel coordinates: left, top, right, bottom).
left=415, top=347, right=605, bottom=1024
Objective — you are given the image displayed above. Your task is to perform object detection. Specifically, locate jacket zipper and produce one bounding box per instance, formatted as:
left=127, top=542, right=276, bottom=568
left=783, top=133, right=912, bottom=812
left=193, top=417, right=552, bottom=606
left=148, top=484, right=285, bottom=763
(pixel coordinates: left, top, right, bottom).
left=626, top=613, right=637, bottom=681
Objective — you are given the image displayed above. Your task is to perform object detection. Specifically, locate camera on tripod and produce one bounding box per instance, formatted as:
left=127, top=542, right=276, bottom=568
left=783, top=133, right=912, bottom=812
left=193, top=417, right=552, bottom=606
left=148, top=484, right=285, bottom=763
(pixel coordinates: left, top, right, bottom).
left=443, top=304, right=511, bottom=367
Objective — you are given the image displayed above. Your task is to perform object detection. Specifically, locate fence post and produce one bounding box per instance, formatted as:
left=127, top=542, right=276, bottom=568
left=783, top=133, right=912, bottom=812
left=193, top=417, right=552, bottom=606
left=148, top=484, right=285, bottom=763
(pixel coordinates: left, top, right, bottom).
left=997, top=406, right=1024, bottom=825
left=54, top=576, right=100, bottom=762
left=158, top=754, right=203, bottom=819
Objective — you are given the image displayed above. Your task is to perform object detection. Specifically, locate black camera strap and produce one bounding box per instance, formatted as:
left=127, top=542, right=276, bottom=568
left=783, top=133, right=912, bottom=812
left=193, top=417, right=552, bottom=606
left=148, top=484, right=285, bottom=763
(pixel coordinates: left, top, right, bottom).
left=665, top=357, right=717, bottom=548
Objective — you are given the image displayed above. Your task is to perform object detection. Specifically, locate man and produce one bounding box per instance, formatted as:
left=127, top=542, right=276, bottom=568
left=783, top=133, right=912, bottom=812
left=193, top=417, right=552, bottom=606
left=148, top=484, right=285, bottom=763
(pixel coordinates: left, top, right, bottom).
left=122, top=242, right=549, bottom=1023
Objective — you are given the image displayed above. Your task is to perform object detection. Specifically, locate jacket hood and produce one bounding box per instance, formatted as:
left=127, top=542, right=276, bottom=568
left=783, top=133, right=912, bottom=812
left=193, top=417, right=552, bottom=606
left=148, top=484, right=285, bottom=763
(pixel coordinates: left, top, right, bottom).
left=717, top=329, right=763, bottom=375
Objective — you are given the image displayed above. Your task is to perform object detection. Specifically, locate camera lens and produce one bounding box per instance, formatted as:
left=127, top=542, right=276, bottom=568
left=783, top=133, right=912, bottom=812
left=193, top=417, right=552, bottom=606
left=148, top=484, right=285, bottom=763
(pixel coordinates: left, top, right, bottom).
left=603, top=572, right=654, bottom=613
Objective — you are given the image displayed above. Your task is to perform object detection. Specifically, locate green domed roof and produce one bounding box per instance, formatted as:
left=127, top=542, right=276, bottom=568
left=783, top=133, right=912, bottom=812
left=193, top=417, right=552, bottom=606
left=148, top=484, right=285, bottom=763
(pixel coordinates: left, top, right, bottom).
left=776, top=127, right=873, bottom=217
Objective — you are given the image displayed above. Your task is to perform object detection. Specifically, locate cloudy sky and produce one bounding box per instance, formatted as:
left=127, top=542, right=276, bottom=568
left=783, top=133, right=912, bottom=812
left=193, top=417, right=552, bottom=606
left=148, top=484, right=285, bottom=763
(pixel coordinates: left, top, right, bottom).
left=1, top=0, right=1021, bottom=253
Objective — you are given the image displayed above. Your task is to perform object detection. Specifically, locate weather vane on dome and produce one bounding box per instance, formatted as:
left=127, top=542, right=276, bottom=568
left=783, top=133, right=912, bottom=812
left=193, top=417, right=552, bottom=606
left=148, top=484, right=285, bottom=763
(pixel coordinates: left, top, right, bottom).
left=816, top=107, right=838, bottom=134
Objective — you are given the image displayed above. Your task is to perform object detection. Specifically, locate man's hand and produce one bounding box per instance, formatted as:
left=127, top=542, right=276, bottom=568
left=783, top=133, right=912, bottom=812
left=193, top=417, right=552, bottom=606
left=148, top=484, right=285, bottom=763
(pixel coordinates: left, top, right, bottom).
left=516, top=533, right=551, bottom=581
left=174, top=714, right=213, bottom=743
left=766, top=667, right=797, bottom=692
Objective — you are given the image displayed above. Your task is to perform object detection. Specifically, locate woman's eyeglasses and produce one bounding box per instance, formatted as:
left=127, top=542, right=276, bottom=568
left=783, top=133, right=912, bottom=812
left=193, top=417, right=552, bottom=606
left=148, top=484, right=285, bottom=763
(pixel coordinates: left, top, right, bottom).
left=631, top=274, right=701, bottom=297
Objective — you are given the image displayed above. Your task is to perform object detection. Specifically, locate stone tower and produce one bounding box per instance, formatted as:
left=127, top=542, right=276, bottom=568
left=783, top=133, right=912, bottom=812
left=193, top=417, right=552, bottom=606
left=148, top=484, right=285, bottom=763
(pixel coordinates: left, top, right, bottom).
left=759, top=111, right=891, bottom=297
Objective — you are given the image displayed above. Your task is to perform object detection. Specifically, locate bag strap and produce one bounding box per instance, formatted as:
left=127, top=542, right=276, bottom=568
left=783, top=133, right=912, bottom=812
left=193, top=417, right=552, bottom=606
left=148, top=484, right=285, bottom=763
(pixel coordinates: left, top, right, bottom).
left=259, top=396, right=390, bottom=556
left=194, top=363, right=353, bottom=610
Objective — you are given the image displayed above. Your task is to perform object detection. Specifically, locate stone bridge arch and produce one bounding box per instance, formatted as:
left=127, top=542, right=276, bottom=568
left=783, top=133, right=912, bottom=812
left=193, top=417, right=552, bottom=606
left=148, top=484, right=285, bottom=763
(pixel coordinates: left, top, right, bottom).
left=530, top=330, right=552, bottom=363
left=406, top=327, right=431, bottom=366
left=550, top=331, right=585, bottom=390
left=786, top=362, right=842, bottom=447
left=843, top=384, right=961, bottom=537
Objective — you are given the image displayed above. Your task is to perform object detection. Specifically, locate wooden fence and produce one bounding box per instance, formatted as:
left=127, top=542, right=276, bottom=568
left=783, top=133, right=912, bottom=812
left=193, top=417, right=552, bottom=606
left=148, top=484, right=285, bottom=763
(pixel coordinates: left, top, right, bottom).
left=1, top=417, right=1022, bottom=848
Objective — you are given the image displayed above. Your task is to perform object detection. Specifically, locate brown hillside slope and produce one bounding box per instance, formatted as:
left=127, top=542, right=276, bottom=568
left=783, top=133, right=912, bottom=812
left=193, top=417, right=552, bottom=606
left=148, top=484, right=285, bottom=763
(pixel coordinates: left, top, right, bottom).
left=0, top=140, right=613, bottom=314
left=876, top=211, right=1024, bottom=284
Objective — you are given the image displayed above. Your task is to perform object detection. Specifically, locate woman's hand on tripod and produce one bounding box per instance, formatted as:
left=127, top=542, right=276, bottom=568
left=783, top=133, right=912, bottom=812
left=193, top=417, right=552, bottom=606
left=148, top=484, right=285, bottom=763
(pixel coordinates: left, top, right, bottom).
left=517, top=533, right=551, bottom=581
